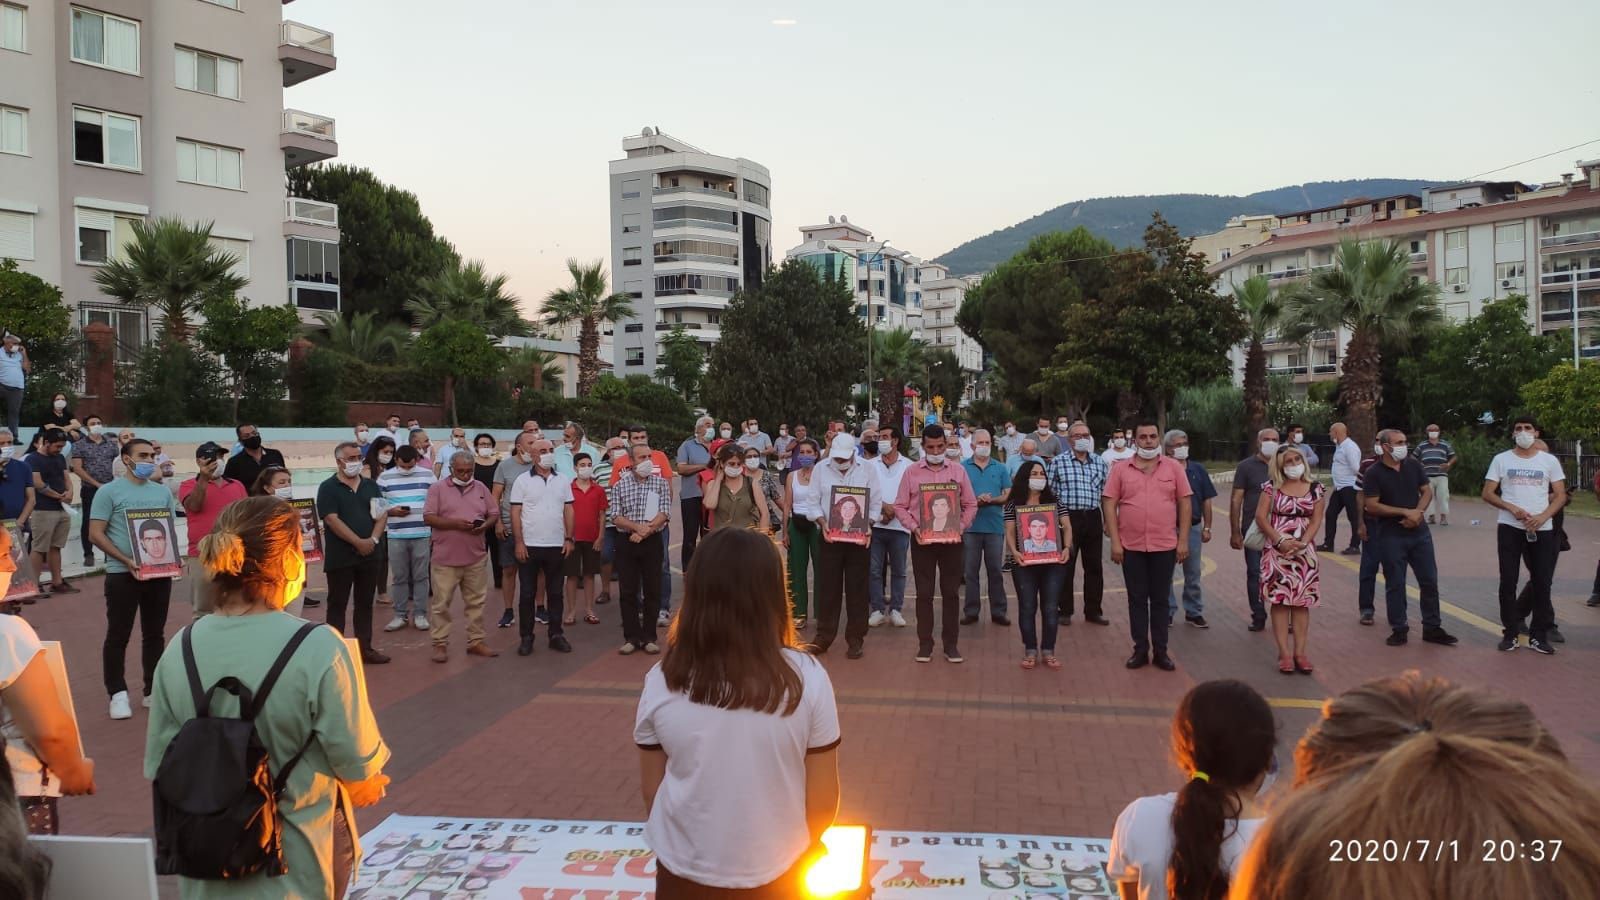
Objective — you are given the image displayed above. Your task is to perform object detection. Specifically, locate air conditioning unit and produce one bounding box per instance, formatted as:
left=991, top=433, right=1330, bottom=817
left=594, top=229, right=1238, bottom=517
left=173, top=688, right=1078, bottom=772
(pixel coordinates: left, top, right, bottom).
left=1451, top=284, right=1467, bottom=293
left=1501, top=279, right=1515, bottom=289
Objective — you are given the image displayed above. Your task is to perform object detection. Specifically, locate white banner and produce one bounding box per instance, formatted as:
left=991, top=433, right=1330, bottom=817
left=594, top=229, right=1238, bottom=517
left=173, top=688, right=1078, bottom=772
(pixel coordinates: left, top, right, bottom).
left=352, top=815, right=1114, bottom=898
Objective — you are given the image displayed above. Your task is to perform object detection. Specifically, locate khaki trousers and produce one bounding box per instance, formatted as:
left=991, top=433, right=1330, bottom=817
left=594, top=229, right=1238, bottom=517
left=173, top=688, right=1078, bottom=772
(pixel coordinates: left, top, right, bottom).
left=430, top=559, right=489, bottom=647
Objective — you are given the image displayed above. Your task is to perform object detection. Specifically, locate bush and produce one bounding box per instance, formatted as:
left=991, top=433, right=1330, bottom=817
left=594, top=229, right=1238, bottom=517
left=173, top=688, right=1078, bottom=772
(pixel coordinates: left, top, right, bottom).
left=122, top=342, right=230, bottom=426
left=1445, top=433, right=1497, bottom=497
left=339, top=357, right=439, bottom=403
left=296, top=347, right=348, bottom=426
left=1172, top=380, right=1245, bottom=445
left=1307, top=380, right=1339, bottom=406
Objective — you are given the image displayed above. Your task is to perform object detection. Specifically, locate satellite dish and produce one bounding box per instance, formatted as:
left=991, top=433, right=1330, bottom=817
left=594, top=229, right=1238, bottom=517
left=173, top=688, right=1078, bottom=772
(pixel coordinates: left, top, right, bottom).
left=641, top=126, right=654, bottom=136
left=828, top=215, right=836, bottom=224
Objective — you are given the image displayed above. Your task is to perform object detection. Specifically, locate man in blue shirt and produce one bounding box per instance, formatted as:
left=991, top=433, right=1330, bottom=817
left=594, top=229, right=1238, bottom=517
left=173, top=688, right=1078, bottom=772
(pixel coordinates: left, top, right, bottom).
left=0, top=427, right=34, bottom=525
left=960, top=429, right=1012, bottom=625
left=1004, top=437, right=1042, bottom=477
left=0, top=333, right=28, bottom=441
left=1164, top=429, right=1217, bottom=628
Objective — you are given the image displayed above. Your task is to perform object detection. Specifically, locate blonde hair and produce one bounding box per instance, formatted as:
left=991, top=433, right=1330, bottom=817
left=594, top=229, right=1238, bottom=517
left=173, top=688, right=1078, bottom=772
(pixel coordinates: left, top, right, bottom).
left=197, top=496, right=302, bottom=611
left=1267, top=445, right=1310, bottom=489
left=1232, top=673, right=1600, bottom=899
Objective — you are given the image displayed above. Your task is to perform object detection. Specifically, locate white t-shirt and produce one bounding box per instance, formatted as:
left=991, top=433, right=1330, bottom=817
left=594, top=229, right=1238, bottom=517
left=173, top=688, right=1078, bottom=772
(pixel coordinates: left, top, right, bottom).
left=874, top=456, right=913, bottom=533
left=508, top=469, right=573, bottom=547
left=1, top=615, right=56, bottom=797
left=634, top=649, right=841, bottom=889
left=1107, top=793, right=1262, bottom=900
left=1102, top=446, right=1135, bottom=464
left=1484, top=449, right=1565, bottom=531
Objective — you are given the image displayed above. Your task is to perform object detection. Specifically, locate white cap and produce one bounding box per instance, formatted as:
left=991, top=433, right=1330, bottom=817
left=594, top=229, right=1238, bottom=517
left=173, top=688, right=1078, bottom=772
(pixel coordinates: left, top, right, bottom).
left=829, top=433, right=856, bottom=459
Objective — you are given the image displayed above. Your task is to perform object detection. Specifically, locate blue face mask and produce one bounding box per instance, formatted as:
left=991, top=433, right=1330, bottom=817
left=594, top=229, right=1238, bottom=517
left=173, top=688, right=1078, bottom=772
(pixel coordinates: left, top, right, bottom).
left=796, top=455, right=817, bottom=468
left=132, top=461, right=157, bottom=480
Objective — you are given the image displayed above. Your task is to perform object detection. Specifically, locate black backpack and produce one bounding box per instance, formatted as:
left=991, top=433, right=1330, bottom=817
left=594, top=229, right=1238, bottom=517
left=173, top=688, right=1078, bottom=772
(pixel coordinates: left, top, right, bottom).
left=152, top=620, right=321, bottom=880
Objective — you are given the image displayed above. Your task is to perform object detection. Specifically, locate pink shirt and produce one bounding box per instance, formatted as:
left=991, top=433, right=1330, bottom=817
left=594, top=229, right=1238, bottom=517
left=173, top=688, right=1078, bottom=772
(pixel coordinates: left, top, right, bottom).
left=177, top=476, right=248, bottom=557
left=424, top=477, right=499, bottom=567
left=893, top=459, right=978, bottom=533
left=1103, top=456, right=1191, bottom=552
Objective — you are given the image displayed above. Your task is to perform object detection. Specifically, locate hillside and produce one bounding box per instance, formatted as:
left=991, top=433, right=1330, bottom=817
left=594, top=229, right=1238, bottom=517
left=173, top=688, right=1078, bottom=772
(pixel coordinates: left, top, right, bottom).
left=934, top=178, right=1440, bottom=275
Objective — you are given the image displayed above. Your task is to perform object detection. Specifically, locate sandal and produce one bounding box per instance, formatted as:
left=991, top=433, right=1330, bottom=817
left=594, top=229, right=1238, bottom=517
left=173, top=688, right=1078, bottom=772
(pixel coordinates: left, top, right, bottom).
left=585, top=613, right=600, bottom=625
left=51, top=581, right=80, bottom=594
left=596, top=592, right=611, bottom=605
left=1043, top=655, right=1062, bottom=670
left=1294, top=655, right=1314, bottom=674
left=1021, top=655, right=1037, bottom=670
left=1278, top=656, right=1295, bottom=675
left=562, top=615, right=576, bottom=626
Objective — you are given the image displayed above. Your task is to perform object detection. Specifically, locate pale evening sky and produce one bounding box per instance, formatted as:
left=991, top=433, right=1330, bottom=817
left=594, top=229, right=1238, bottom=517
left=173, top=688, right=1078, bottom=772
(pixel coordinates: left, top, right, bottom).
left=286, top=0, right=1600, bottom=318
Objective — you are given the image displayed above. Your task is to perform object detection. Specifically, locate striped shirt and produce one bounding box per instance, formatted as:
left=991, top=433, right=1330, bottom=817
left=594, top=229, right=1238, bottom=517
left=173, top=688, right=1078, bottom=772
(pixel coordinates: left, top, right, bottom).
left=377, top=466, right=437, bottom=540
left=1045, top=451, right=1110, bottom=511
left=1417, top=439, right=1455, bottom=477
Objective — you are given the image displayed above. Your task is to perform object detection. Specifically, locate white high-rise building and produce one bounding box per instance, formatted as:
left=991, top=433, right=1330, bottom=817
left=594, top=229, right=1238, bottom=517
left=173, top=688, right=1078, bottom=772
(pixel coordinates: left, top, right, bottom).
left=607, top=129, right=771, bottom=374
left=785, top=216, right=922, bottom=332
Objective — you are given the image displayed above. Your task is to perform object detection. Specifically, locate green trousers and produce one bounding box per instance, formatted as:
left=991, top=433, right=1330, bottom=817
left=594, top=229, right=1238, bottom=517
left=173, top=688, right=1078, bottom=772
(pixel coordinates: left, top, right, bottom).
left=787, top=517, right=821, bottom=617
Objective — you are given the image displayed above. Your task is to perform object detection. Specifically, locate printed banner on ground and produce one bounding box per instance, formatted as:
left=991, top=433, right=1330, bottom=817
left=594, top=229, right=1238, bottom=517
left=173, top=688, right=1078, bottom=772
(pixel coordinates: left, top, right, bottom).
left=291, top=498, right=324, bottom=563
left=125, top=508, right=181, bottom=580
left=353, top=815, right=1115, bottom=899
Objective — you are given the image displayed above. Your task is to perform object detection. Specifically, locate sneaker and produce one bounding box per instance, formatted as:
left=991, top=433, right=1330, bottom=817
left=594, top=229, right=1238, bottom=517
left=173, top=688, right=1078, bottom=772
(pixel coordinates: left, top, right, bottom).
left=657, top=611, right=670, bottom=627
left=846, top=645, right=864, bottom=660
left=959, top=614, right=979, bottom=625
left=619, top=642, right=637, bottom=655
left=141, top=693, right=152, bottom=708
left=302, top=596, right=322, bottom=608
left=1422, top=627, right=1459, bottom=646
left=431, top=645, right=449, bottom=664
left=497, top=609, right=514, bottom=628
left=944, top=648, right=964, bottom=664
left=465, top=642, right=499, bottom=658
left=413, top=615, right=430, bottom=631
left=868, top=610, right=886, bottom=628
left=1185, top=615, right=1209, bottom=629
left=1587, top=593, right=1600, bottom=607
left=109, top=691, right=132, bottom=720
left=1528, top=637, right=1556, bottom=656
left=1386, top=630, right=1408, bottom=646
left=915, top=645, right=934, bottom=663
left=549, top=635, right=573, bottom=653
left=383, top=616, right=407, bottom=632
left=1247, top=620, right=1267, bottom=632
left=1360, top=611, right=1375, bottom=626
left=534, top=608, right=550, bottom=625
left=361, top=648, right=391, bottom=665
left=1497, top=636, right=1518, bottom=652
left=643, top=642, right=661, bottom=655
left=992, top=615, right=1011, bottom=627
left=1548, top=626, right=1565, bottom=644
left=889, top=610, right=907, bottom=627
left=1085, top=614, right=1111, bottom=626
left=1340, top=546, right=1362, bottom=556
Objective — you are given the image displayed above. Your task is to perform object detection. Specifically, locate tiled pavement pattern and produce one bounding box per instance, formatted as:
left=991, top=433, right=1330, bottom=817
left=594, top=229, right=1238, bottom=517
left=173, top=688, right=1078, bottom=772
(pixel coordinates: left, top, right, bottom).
left=22, top=497, right=1600, bottom=854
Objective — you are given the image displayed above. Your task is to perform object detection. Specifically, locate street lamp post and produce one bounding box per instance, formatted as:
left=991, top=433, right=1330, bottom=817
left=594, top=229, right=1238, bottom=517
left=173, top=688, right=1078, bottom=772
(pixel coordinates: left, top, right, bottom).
left=826, top=239, right=892, bottom=416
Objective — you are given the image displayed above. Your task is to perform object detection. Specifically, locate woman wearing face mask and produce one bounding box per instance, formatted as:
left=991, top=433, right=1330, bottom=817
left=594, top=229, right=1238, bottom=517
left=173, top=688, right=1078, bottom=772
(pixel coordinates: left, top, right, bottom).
left=703, top=445, right=769, bottom=533
left=780, top=438, right=821, bottom=629
left=251, top=466, right=295, bottom=499
left=471, top=434, right=504, bottom=590
left=1003, top=461, right=1071, bottom=670
left=364, top=436, right=398, bottom=608
left=745, top=446, right=785, bottom=535
left=144, top=497, right=391, bottom=900
left=1256, top=445, right=1326, bottom=675
left=39, top=392, right=82, bottom=440
left=1108, top=680, right=1276, bottom=900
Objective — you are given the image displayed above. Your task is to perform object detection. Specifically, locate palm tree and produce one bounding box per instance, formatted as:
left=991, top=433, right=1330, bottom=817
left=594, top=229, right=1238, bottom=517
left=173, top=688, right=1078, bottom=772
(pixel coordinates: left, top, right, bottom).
left=1280, top=238, right=1443, bottom=451
left=504, top=345, right=564, bottom=394
left=543, top=259, right=634, bottom=397
left=408, top=259, right=531, bottom=338
left=1234, top=275, right=1281, bottom=435
left=871, top=328, right=927, bottom=429
left=308, top=311, right=409, bottom=362
left=94, top=217, right=246, bottom=344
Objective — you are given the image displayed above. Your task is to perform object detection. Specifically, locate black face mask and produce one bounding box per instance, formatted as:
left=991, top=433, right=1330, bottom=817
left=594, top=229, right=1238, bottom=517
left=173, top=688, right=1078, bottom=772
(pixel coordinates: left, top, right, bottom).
left=241, top=435, right=262, bottom=450
left=861, top=442, right=878, bottom=457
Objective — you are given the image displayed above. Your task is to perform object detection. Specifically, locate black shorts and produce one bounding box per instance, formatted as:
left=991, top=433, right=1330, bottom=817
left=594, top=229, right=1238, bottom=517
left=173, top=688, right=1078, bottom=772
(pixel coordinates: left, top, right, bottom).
left=564, top=543, right=603, bottom=578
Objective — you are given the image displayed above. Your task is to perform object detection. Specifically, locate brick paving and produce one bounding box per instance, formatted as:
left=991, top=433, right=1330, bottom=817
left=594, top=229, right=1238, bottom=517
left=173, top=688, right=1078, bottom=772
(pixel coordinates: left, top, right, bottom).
left=20, top=496, right=1600, bottom=855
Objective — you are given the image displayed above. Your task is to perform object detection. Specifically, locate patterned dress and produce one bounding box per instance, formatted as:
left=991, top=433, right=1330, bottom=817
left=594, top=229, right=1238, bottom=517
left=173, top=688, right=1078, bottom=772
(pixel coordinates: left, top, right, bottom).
left=1260, top=481, right=1324, bottom=608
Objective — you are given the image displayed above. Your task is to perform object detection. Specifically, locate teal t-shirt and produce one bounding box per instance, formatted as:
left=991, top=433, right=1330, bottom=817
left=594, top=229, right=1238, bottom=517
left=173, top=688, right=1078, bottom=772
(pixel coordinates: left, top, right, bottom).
left=90, top=476, right=178, bottom=574
left=962, top=457, right=1012, bottom=534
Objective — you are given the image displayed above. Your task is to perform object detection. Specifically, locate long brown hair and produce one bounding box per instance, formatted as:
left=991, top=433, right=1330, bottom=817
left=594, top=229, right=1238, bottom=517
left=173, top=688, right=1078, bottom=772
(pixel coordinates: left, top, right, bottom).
left=661, top=528, right=803, bottom=715
left=1233, top=673, right=1600, bottom=899
left=198, top=496, right=302, bottom=611
left=0, top=762, right=50, bottom=898
left=1166, top=680, right=1276, bottom=900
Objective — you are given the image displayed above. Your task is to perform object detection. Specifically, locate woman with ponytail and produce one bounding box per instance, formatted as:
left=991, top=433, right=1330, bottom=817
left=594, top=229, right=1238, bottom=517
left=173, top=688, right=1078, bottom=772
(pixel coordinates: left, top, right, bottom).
left=143, top=496, right=391, bottom=899
left=1107, top=680, right=1276, bottom=900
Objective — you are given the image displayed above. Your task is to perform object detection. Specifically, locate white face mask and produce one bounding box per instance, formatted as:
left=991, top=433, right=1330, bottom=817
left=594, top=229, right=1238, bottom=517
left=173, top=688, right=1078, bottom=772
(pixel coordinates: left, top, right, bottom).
left=719, top=428, right=732, bottom=439
left=538, top=452, right=555, bottom=469
left=974, top=444, right=991, bottom=458
left=779, top=428, right=788, bottom=437
left=52, top=400, right=66, bottom=411
left=702, top=427, right=716, bottom=441
left=634, top=460, right=655, bottom=478
left=0, top=446, right=12, bottom=459
left=519, top=451, right=533, bottom=464
left=378, top=452, right=394, bottom=465
left=1373, top=444, right=1382, bottom=455
left=1135, top=445, right=1160, bottom=460
left=944, top=447, right=961, bottom=460
left=744, top=457, right=761, bottom=471
left=342, top=461, right=363, bottom=477
left=1113, top=437, right=1128, bottom=450
left=1073, top=438, right=1093, bottom=454
left=1514, top=431, right=1536, bottom=450
left=1284, top=464, right=1305, bottom=479
left=1038, top=425, right=1051, bottom=435
left=833, top=457, right=852, bottom=472
left=1005, top=426, right=1016, bottom=436
left=1258, top=441, right=1279, bottom=458
left=576, top=465, right=593, bottom=479
left=612, top=449, right=629, bottom=461
left=877, top=440, right=893, bottom=456
left=723, top=463, right=744, bottom=477
left=1291, top=433, right=1303, bottom=444
left=1427, top=431, right=1440, bottom=440
left=88, top=424, right=103, bottom=436
left=452, top=476, right=474, bottom=487
left=1056, top=422, right=1070, bottom=433
left=476, top=446, right=494, bottom=458
left=397, top=463, right=415, bottom=474
left=1390, top=445, right=1409, bottom=461
left=1172, top=445, right=1190, bottom=461
left=1028, top=477, right=1047, bottom=492
left=452, top=436, right=465, bottom=447
left=748, top=424, right=759, bottom=434
left=274, top=486, right=293, bottom=499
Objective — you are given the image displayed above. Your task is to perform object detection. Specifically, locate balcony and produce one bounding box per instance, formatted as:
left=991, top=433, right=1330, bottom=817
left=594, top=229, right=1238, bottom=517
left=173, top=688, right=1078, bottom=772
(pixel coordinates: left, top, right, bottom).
left=279, top=21, right=335, bottom=86
left=653, top=185, right=737, bottom=201
left=1409, top=250, right=1428, bottom=266
left=1541, top=230, right=1600, bottom=250
left=280, top=110, right=337, bottom=168
left=284, top=196, right=338, bottom=240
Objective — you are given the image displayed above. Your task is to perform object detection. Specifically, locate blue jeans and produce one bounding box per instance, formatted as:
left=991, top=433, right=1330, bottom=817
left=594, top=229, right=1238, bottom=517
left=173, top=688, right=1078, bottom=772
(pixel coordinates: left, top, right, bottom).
left=659, top=521, right=672, bottom=612
left=962, top=531, right=1007, bottom=618
left=1376, top=524, right=1442, bottom=632
left=1358, top=522, right=1378, bottom=615
left=1010, top=563, right=1064, bottom=652
left=868, top=528, right=909, bottom=613
left=1242, top=547, right=1265, bottom=625
left=1168, top=525, right=1203, bottom=618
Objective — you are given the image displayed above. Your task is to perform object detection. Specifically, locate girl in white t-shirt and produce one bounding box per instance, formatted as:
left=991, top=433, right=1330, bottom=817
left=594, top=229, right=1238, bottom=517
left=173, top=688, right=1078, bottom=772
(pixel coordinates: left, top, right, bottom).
left=635, top=527, right=842, bottom=897
left=1, top=612, right=96, bottom=835
left=1107, top=680, right=1276, bottom=900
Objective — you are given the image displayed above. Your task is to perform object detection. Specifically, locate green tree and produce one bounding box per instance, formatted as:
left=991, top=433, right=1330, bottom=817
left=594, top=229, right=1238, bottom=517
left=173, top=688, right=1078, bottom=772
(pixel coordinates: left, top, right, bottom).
left=1234, top=275, right=1281, bottom=434
left=412, top=320, right=504, bottom=426
left=93, top=217, right=246, bottom=345
left=0, top=260, right=78, bottom=425
left=407, top=259, right=530, bottom=338
left=1521, top=361, right=1600, bottom=440
left=287, top=164, right=459, bottom=324
left=308, top=310, right=409, bottom=362
left=923, top=347, right=967, bottom=416
left=295, top=347, right=348, bottom=426
left=703, top=259, right=865, bottom=430
left=871, top=328, right=926, bottom=428
left=655, top=325, right=704, bottom=401
left=1396, top=295, right=1561, bottom=431
left=504, top=345, right=565, bottom=395
left=196, top=295, right=301, bottom=423
left=542, top=259, right=634, bottom=397
left=1280, top=238, right=1444, bottom=453
left=1172, top=380, right=1246, bottom=446
left=122, top=342, right=229, bottom=426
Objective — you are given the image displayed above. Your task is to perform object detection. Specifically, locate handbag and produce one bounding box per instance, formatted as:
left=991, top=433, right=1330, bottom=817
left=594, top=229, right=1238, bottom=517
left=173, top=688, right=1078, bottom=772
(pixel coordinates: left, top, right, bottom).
left=1242, top=521, right=1266, bottom=551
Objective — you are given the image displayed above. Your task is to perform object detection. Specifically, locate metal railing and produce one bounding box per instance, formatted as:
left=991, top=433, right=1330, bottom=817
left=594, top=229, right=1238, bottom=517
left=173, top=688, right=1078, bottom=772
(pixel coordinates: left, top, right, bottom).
left=285, top=196, right=338, bottom=227
left=282, top=109, right=336, bottom=141
left=651, top=217, right=736, bottom=232
left=1540, top=230, right=1600, bottom=249
left=653, top=186, right=736, bottom=198
left=280, top=21, right=334, bottom=54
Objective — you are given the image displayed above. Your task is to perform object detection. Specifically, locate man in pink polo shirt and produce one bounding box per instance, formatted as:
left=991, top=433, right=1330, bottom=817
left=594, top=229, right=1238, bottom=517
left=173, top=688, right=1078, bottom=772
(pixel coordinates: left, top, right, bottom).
left=177, top=441, right=247, bottom=617
left=1102, top=421, right=1191, bottom=672
left=894, top=425, right=978, bottom=664
left=423, top=452, right=501, bottom=662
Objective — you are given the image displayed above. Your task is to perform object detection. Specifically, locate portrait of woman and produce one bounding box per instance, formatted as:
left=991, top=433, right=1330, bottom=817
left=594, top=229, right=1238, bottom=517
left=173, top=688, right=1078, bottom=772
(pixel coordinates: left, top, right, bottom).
left=919, top=489, right=960, bottom=541
left=829, top=495, right=864, bottom=534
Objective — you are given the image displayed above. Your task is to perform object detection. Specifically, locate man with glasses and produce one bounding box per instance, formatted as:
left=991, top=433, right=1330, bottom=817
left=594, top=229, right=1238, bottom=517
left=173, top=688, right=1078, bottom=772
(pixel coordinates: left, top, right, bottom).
left=1045, top=421, right=1111, bottom=626
left=613, top=425, right=674, bottom=624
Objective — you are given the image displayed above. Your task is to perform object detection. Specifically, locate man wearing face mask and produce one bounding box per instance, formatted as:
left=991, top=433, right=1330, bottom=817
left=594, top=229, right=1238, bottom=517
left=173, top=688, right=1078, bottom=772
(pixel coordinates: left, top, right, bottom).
left=222, top=423, right=285, bottom=492
left=509, top=438, right=575, bottom=656
left=1164, top=430, right=1215, bottom=629
left=423, top=453, right=500, bottom=662
left=553, top=422, right=601, bottom=479
left=1481, top=417, right=1565, bottom=655
left=894, top=425, right=978, bottom=663
left=69, top=414, right=118, bottom=567
left=1361, top=429, right=1457, bottom=648
left=491, top=431, right=538, bottom=629
left=0, top=427, right=34, bottom=530
left=858, top=423, right=878, bottom=459
left=378, top=445, right=437, bottom=634
left=675, top=416, right=716, bottom=573
left=997, top=421, right=1023, bottom=463
left=807, top=433, right=884, bottom=659
left=434, top=426, right=471, bottom=479
left=1230, top=427, right=1279, bottom=632
left=1045, top=421, right=1111, bottom=626
left=615, top=426, right=675, bottom=624
left=1101, top=428, right=1135, bottom=464
left=1102, top=422, right=1191, bottom=672
left=961, top=429, right=1011, bottom=626
left=867, top=426, right=912, bottom=628
left=1418, top=423, right=1456, bottom=526
left=738, top=419, right=774, bottom=461
left=178, top=441, right=247, bottom=617
left=317, top=442, right=391, bottom=666
left=1285, top=423, right=1319, bottom=468
left=1319, top=422, right=1363, bottom=555
left=1037, top=417, right=1065, bottom=458
left=612, top=443, right=670, bottom=654
left=1005, top=437, right=1043, bottom=478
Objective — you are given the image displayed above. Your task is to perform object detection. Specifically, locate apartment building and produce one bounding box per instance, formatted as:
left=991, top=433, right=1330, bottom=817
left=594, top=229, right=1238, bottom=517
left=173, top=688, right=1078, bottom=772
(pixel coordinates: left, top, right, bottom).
left=1209, top=163, right=1600, bottom=387
left=785, top=215, right=923, bottom=332
left=1190, top=213, right=1280, bottom=265
left=608, top=128, right=772, bottom=374
left=919, top=264, right=984, bottom=384
left=0, top=0, right=338, bottom=359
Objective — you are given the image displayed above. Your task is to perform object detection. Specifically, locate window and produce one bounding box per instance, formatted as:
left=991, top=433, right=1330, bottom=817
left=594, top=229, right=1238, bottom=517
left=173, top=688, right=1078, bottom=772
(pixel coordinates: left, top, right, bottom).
left=623, top=247, right=641, bottom=266
left=82, top=305, right=146, bottom=361
left=1409, top=239, right=1425, bottom=254
left=623, top=279, right=642, bottom=299
left=1495, top=222, right=1524, bottom=245
left=1444, top=266, right=1468, bottom=287
left=176, top=139, right=242, bottom=189
left=75, top=208, right=141, bottom=265
left=71, top=7, right=140, bottom=74
left=0, top=210, right=34, bottom=261
left=175, top=46, right=240, bottom=99
left=652, top=239, right=737, bottom=263
left=287, top=237, right=339, bottom=285
left=652, top=204, right=737, bottom=230
left=620, top=178, right=640, bottom=199
left=199, top=0, right=241, bottom=8
left=623, top=323, right=643, bottom=333
left=210, top=237, right=249, bottom=280
left=1, top=3, right=24, bottom=52
left=625, top=348, right=644, bottom=366
left=0, top=105, right=24, bottom=156
left=1445, top=229, right=1467, bottom=251
left=1218, top=248, right=1231, bottom=260
left=73, top=107, right=140, bottom=170
left=1496, top=262, right=1525, bottom=282
left=654, top=273, right=738, bottom=295
left=621, top=213, right=640, bottom=234
left=743, top=181, right=770, bottom=207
